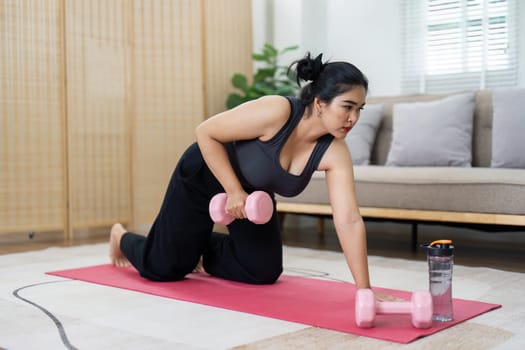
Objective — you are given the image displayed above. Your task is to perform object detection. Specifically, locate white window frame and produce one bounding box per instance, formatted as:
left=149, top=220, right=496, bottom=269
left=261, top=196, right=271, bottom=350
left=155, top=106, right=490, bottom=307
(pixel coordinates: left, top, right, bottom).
left=401, top=0, right=520, bottom=94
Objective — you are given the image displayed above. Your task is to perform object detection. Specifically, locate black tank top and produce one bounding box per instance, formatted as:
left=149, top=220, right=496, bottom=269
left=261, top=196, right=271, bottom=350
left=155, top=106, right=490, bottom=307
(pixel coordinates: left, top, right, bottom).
left=226, top=96, right=334, bottom=197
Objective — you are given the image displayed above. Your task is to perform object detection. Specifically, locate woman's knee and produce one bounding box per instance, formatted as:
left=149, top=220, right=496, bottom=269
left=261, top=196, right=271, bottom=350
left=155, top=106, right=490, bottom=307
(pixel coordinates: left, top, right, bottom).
left=143, top=256, right=199, bottom=282
left=247, top=264, right=283, bottom=285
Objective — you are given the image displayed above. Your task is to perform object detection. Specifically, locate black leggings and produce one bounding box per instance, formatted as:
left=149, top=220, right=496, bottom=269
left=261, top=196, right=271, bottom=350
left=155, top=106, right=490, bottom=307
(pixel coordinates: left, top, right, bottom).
left=120, top=143, right=283, bottom=284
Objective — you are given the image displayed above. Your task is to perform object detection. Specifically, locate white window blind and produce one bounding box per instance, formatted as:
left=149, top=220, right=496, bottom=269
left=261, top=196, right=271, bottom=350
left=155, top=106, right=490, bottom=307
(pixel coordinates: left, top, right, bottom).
left=401, top=0, right=519, bottom=94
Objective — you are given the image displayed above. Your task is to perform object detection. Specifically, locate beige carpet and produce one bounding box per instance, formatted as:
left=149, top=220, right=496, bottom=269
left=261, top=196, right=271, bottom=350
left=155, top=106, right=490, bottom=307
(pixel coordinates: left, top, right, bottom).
left=0, top=244, right=523, bottom=349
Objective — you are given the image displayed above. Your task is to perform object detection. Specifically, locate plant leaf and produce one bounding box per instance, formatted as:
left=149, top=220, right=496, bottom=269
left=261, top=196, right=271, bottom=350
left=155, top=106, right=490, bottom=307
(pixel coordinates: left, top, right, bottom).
left=262, top=43, right=278, bottom=57
left=254, top=68, right=276, bottom=82
left=253, top=81, right=278, bottom=95
left=226, top=93, right=245, bottom=109
left=226, top=44, right=299, bottom=109
left=231, top=74, right=249, bottom=93
left=252, top=53, right=268, bottom=62
left=275, top=86, right=297, bottom=96
left=246, top=90, right=264, bottom=100
left=280, top=45, right=299, bottom=54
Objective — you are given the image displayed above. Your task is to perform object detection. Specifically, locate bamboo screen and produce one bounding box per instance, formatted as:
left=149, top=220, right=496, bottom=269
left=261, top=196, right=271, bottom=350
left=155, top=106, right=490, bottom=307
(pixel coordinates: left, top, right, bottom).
left=65, top=0, right=131, bottom=230
left=131, top=0, right=205, bottom=226
left=1, top=0, right=253, bottom=238
left=203, top=0, right=253, bottom=116
left=0, top=0, right=66, bottom=234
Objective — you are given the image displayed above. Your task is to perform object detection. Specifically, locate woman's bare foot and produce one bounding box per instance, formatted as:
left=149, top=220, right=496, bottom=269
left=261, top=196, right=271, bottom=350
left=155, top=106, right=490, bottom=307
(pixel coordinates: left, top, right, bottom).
left=192, top=256, right=204, bottom=273
left=109, top=223, right=131, bottom=267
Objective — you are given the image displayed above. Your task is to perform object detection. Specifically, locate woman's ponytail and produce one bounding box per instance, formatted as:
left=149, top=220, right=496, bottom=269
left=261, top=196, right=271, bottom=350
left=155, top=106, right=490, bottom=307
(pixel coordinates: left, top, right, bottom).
left=293, top=52, right=325, bottom=85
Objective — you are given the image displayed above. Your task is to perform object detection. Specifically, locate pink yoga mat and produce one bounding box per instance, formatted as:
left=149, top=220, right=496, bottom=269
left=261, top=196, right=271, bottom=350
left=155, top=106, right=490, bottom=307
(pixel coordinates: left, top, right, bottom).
left=47, top=265, right=500, bottom=344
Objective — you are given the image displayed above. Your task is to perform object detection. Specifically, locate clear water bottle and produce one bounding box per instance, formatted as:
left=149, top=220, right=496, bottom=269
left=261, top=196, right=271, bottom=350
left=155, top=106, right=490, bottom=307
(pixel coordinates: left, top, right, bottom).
left=421, top=239, right=454, bottom=322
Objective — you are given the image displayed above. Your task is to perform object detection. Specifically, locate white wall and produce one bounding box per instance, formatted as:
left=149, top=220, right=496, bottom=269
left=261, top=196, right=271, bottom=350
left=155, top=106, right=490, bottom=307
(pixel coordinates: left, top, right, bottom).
left=324, top=0, right=402, bottom=96
left=253, top=0, right=524, bottom=96
left=518, top=7, right=525, bottom=87
left=252, top=0, right=402, bottom=96
left=251, top=0, right=270, bottom=51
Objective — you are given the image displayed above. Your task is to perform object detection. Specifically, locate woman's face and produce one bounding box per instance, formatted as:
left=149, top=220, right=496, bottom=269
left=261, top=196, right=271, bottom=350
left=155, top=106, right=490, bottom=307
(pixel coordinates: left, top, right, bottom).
left=317, top=86, right=367, bottom=139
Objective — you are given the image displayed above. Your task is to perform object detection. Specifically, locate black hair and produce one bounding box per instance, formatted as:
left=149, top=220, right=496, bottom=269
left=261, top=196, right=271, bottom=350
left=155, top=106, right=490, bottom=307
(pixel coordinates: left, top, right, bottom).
left=289, top=52, right=369, bottom=113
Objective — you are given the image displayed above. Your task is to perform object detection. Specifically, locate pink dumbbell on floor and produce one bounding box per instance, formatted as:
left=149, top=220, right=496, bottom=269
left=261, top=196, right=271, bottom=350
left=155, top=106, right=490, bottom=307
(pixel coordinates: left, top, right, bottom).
left=209, top=191, right=273, bottom=225
left=355, top=289, right=433, bottom=329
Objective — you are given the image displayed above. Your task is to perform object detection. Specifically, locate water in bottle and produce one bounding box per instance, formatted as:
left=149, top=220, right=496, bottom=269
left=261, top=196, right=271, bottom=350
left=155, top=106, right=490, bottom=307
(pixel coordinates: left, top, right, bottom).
left=421, top=239, right=454, bottom=322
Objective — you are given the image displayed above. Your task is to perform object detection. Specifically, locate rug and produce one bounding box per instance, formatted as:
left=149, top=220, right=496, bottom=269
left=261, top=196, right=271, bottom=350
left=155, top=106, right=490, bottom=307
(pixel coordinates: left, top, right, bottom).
left=1, top=243, right=523, bottom=349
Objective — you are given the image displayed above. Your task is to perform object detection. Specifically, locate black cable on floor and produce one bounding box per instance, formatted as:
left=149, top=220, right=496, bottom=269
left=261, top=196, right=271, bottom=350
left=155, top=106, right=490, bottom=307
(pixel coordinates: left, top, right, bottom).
left=13, top=280, right=79, bottom=350
left=284, top=267, right=349, bottom=283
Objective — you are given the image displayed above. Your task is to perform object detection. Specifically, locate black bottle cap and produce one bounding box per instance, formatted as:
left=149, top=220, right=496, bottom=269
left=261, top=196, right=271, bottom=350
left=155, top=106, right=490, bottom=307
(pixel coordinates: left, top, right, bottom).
left=420, top=239, right=455, bottom=256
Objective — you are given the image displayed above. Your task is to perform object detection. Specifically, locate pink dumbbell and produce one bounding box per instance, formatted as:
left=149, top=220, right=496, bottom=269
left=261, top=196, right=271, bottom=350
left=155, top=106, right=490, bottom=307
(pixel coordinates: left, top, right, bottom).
left=209, top=191, right=273, bottom=225
left=355, top=289, right=433, bottom=329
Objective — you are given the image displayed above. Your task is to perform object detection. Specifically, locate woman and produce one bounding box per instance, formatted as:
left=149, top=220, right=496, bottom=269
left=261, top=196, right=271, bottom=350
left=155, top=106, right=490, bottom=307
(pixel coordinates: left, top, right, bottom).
left=109, top=53, right=372, bottom=291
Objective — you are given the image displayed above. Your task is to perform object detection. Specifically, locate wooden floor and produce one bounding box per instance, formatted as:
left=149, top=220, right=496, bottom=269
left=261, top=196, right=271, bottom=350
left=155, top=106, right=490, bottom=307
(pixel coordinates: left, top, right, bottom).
left=0, top=228, right=109, bottom=255
left=1, top=216, right=524, bottom=273
left=281, top=215, right=525, bottom=273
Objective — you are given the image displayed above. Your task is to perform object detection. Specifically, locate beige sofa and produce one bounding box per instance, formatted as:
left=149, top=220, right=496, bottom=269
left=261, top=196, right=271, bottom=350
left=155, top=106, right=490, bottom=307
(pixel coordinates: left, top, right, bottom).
left=276, top=90, right=525, bottom=243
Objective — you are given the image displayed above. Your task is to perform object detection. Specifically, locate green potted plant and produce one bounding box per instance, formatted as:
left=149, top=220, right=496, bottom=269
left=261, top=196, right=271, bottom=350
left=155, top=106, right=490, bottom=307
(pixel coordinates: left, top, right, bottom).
left=226, top=43, right=299, bottom=109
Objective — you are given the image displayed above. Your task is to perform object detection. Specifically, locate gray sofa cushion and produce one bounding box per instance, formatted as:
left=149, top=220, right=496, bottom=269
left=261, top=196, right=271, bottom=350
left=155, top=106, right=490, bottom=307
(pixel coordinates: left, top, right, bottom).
left=366, top=91, right=493, bottom=167
left=491, top=87, right=525, bottom=168
left=385, top=93, right=475, bottom=167
left=345, top=104, right=384, bottom=165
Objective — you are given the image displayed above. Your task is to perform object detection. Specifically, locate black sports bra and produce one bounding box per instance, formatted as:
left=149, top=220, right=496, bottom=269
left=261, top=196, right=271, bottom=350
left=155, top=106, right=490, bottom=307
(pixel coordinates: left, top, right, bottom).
left=226, top=96, right=334, bottom=197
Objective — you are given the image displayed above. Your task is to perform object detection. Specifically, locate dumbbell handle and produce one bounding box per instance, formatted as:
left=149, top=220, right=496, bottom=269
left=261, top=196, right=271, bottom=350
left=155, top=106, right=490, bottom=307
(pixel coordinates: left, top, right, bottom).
left=376, top=301, right=412, bottom=314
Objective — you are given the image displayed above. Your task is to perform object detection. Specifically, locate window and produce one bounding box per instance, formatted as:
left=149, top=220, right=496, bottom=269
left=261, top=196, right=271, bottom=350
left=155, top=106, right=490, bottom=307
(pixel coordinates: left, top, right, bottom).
left=401, top=0, right=519, bottom=93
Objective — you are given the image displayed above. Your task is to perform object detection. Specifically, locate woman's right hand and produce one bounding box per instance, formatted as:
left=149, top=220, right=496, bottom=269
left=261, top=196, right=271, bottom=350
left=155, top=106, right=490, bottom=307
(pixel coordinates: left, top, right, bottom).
left=226, top=190, right=248, bottom=219
left=374, top=291, right=404, bottom=302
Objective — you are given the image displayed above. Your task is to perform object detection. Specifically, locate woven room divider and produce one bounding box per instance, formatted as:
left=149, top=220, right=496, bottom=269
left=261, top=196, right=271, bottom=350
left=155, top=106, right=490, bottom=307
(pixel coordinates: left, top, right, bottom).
left=130, top=0, right=205, bottom=227
left=1, top=0, right=253, bottom=240
left=65, top=0, right=131, bottom=233
left=0, top=0, right=67, bottom=235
